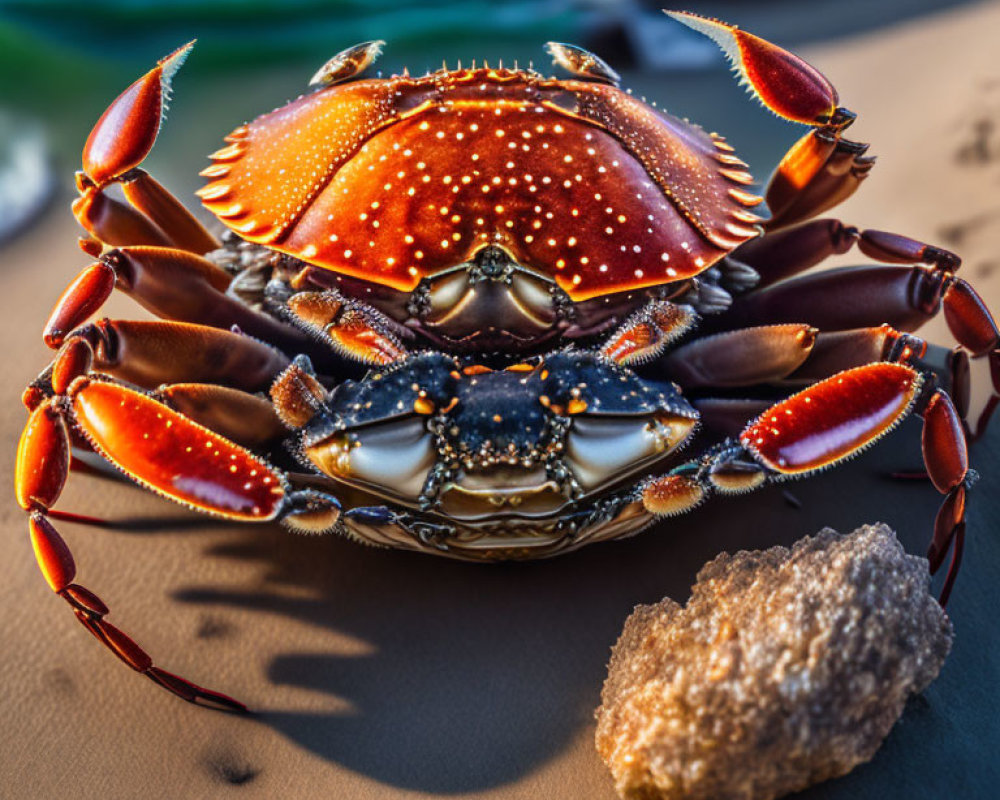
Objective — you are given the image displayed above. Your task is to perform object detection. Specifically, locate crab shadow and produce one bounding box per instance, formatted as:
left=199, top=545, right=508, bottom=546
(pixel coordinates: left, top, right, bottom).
left=164, top=419, right=952, bottom=795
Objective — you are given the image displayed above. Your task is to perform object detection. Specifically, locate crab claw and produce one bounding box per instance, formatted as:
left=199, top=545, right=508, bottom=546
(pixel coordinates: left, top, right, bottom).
left=82, top=40, right=194, bottom=187
left=665, top=10, right=845, bottom=128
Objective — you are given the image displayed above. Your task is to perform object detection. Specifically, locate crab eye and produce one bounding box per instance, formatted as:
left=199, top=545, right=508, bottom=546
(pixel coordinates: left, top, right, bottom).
left=545, top=42, right=620, bottom=86
left=309, top=40, right=385, bottom=87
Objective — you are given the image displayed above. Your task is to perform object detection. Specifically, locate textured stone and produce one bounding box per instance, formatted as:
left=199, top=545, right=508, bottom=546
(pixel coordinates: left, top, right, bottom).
left=595, top=524, right=953, bottom=800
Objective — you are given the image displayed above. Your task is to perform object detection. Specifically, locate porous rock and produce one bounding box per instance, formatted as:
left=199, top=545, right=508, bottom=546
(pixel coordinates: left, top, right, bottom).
left=595, top=524, right=952, bottom=800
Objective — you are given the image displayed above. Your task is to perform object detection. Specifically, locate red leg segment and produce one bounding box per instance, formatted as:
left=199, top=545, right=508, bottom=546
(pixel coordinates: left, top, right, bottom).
left=918, top=389, right=971, bottom=605
left=921, top=390, right=968, bottom=494
left=942, top=278, right=1000, bottom=357
left=643, top=361, right=970, bottom=603
left=75, top=41, right=219, bottom=255
left=15, top=346, right=341, bottom=710
left=43, top=262, right=116, bottom=348
left=44, top=247, right=312, bottom=354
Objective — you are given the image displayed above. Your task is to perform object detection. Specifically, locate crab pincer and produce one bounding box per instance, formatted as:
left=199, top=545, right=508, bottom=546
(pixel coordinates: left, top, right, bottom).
left=73, top=41, right=218, bottom=253
left=15, top=339, right=341, bottom=709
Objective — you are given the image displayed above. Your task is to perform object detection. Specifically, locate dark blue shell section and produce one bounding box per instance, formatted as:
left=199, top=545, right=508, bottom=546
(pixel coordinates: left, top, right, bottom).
left=305, top=350, right=696, bottom=451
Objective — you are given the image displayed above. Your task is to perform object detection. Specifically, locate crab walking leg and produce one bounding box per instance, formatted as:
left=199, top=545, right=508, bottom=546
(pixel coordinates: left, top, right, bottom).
left=781, top=326, right=925, bottom=383
left=43, top=248, right=311, bottom=353
left=15, top=345, right=340, bottom=709
left=660, top=324, right=817, bottom=388
left=734, top=222, right=961, bottom=289
left=118, top=170, right=219, bottom=254
left=73, top=41, right=218, bottom=253
left=40, top=320, right=289, bottom=393
left=729, top=225, right=1000, bottom=425
left=690, top=325, right=925, bottom=434
left=153, top=383, right=286, bottom=447
left=709, top=263, right=992, bottom=345
left=732, top=219, right=862, bottom=289
left=763, top=132, right=874, bottom=230
left=72, top=181, right=174, bottom=249
left=705, top=265, right=941, bottom=333
left=641, top=362, right=972, bottom=603
left=738, top=226, right=999, bottom=360
left=719, top=226, right=1000, bottom=407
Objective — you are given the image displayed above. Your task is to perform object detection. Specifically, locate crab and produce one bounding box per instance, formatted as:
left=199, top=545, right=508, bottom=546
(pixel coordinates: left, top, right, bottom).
left=15, top=11, right=999, bottom=712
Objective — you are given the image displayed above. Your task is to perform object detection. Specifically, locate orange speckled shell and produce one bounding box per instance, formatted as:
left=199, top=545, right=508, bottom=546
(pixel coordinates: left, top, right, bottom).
left=200, top=69, right=762, bottom=301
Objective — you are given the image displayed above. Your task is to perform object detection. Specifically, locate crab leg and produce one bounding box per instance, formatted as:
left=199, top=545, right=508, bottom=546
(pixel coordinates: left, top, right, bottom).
left=74, top=41, right=219, bottom=253
left=782, top=326, right=925, bottom=384
left=734, top=222, right=960, bottom=289
left=599, top=301, right=695, bottom=365
left=661, top=324, right=816, bottom=388
left=72, top=181, right=174, bottom=249
left=665, top=11, right=871, bottom=231
left=15, top=343, right=340, bottom=709
left=732, top=219, right=858, bottom=289
left=722, top=226, right=1000, bottom=399
left=118, top=170, right=219, bottom=254
left=280, top=290, right=408, bottom=365
left=689, top=325, right=925, bottom=433
left=641, top=360, right=971, bottom=603
left=154, top=383, right=286, bottom=447
left=707, top=263, right=946, bottom=333
left=43, top=248, right=310, bottom=353
left=41, top=320, right=288, bottom=392
left=764, top=132, right=874, bottom=230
